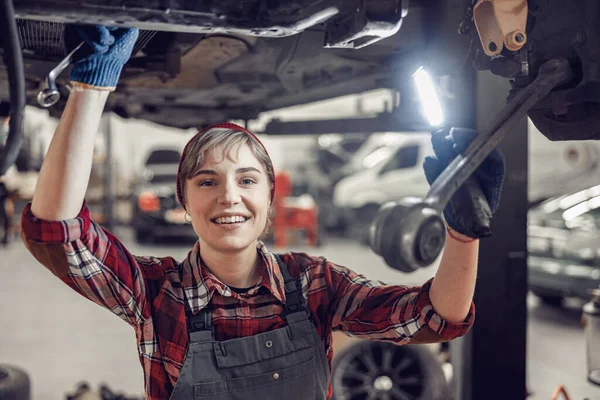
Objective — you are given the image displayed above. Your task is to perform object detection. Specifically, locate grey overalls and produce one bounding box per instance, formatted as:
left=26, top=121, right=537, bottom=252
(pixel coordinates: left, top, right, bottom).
left=169, top=255, right=331, bottom=400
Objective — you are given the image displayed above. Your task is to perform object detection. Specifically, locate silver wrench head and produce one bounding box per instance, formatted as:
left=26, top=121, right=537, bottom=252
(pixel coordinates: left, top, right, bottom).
left=37, top=88, right=61, bottom=108
left=369, top=198, right=446, bottom=272
left=37, top=42, right=85, bottom=109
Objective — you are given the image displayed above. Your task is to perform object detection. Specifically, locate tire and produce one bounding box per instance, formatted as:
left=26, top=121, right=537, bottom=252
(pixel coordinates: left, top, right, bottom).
left=532, top=291, right=564, bottom=307
left=0, top=364, right=31, bottom=400
left=331, top=341, right=451, bottom=400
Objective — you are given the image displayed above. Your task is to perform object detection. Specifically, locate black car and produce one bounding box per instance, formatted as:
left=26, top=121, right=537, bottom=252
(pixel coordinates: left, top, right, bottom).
left=132, top=150, right=195, bottom=243
left=528, top=185, right=600, bottom=306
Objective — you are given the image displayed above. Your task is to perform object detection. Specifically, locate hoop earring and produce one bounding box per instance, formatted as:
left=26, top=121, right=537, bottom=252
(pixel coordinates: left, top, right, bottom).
left=185, top=212, right=192, bottom=223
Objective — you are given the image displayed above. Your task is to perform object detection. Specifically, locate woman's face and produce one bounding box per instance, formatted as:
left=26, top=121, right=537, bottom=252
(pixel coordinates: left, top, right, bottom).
left=185, top=143, right=271, bottom=253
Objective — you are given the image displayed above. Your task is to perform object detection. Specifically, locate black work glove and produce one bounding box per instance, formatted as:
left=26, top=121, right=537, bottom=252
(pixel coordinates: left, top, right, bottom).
left=422, top=127, right=505, bottom=239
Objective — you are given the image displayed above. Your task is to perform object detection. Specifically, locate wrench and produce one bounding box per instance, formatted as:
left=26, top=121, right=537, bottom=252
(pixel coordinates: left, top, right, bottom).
left=369, top=58, right=572, bottom=272
left=37, top=42, right=84, bottom=108
left=425, top=58, right=571, bottom=210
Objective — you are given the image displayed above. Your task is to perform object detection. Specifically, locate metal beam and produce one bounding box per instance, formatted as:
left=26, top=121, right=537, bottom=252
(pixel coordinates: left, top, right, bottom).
left=103, top=114, right=115, bottom=232
left=262, top=110, right=429, bottom=135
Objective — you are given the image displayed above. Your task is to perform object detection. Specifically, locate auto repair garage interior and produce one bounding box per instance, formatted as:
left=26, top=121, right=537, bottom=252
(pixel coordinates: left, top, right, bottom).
left=1, top=1, right=600, bottom=400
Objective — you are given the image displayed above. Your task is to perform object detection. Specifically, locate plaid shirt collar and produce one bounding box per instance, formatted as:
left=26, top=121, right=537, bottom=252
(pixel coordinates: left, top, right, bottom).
left=180, top=241, right=287, bottom=313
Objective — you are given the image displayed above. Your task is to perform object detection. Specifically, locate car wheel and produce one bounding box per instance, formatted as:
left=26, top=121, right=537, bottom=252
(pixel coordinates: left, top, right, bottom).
left=331, top=341, right=451, bottom=400
left=532, top=291, right=564, bottom=307
left=0, top=364, right=31, bottom=400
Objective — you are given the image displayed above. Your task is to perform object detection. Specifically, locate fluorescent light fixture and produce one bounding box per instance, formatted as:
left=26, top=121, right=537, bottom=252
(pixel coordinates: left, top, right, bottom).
left=413, top=67, right=444, bottom=127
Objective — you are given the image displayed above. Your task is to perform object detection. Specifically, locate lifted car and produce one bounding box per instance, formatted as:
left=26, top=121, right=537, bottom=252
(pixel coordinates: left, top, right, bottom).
left=1, top=0, right=599, bottom=142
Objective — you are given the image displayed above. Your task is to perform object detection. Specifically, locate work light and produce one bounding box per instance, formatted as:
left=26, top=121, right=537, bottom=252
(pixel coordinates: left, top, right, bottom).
left=413, top=67, right=443, bottom=127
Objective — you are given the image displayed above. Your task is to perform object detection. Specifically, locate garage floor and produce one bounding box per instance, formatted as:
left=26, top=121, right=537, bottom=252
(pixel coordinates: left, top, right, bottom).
left=1, top=228, right=599, bottom=400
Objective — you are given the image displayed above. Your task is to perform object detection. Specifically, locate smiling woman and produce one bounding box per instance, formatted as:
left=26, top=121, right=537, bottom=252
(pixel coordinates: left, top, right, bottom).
left=176, top=123, right=276, bottom=289
left=21, top=25, right=480, bottom=400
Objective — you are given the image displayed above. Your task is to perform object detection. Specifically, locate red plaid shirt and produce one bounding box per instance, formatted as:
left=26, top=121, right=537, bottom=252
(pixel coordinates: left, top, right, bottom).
left=21, top=202, right=474, bottom=400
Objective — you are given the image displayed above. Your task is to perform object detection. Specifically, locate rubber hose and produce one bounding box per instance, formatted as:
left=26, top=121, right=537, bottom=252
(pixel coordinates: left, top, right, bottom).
left=0, top=0, right=25, bottom=176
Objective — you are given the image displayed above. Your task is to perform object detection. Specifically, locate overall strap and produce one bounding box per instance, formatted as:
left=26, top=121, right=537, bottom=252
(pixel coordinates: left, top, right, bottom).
left=184, top=291, right=214, bottom=343
left=274, top=254, right=309, bottom=324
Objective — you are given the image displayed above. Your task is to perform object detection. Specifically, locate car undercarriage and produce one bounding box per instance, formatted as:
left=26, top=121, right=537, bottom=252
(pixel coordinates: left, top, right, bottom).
left=1, top=0, right=599, bottom=142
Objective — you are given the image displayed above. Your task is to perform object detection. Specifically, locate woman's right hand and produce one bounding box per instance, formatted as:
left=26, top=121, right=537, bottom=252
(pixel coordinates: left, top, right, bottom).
left=70, top=25, right=139, bottom=90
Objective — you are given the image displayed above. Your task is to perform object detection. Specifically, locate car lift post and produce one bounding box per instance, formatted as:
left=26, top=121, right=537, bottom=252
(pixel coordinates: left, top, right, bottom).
left=263, top=69, right=529, bottom=399
left=449, top=69, right=529, bottom=400
left=103, top=113, right=116, bottom=232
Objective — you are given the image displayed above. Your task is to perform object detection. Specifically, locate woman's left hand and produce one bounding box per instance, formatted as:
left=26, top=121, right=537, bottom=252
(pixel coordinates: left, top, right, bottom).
left=422, top=127, right=505, bottom=239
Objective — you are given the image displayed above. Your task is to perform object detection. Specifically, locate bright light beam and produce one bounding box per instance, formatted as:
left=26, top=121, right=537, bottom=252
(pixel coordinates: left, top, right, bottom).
left=413, top=67, right=444, bottom=127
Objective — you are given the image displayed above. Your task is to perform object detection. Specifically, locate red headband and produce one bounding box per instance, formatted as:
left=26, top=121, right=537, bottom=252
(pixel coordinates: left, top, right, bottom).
left=176, top=122, right=275, bottom=210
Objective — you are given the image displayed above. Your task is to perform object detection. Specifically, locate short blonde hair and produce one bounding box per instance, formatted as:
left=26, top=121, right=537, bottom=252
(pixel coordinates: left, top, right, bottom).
left=176, top=127, right=276, bottom=237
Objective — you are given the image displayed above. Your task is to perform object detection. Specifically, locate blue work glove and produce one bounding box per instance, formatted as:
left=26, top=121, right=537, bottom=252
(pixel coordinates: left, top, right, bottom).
left=70, top=25, right=139, bottom=90
left=422, top=127, right=505, bottom=238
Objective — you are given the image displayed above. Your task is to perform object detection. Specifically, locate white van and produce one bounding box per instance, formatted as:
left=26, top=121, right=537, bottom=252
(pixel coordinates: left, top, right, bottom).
left=332, top=131, right=433, bottom=241
left=333, top=123, right=600, bottom=242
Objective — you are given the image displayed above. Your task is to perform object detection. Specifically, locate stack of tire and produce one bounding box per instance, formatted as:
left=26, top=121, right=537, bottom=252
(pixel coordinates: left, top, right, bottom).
left=0, top=364, right=30, bottom=400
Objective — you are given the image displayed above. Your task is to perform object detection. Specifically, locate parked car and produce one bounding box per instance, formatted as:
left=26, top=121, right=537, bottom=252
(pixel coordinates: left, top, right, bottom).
left=315, top=133, right=371, bottom=177
left=332, top=132, right=432, bottom=242
left=131, top=149, right=194, bottom=243
left=528, top=185, right=600, bottom=306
